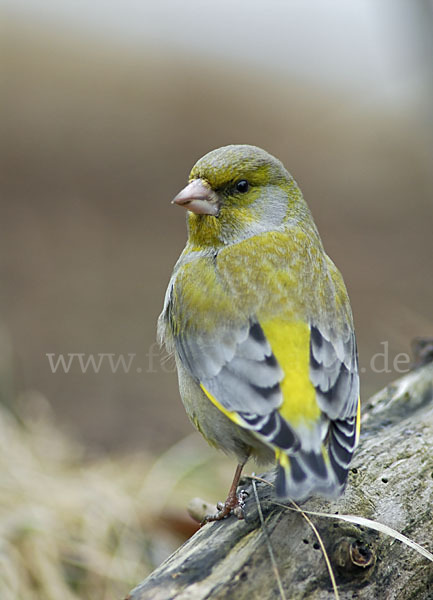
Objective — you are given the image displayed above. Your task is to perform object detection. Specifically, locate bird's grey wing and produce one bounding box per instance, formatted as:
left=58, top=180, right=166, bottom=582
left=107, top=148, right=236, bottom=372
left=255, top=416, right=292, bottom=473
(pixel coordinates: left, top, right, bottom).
left=174, top=317, right=301, bottom=453
left=309, top=321, right=360, bottom=486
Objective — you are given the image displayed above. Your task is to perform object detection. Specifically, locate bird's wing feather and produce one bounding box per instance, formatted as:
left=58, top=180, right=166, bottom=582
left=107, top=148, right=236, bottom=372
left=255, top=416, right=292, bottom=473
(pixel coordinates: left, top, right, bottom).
left=178, top=320, right=284, bottom=415
left=309, top=321, right=360, bottom=488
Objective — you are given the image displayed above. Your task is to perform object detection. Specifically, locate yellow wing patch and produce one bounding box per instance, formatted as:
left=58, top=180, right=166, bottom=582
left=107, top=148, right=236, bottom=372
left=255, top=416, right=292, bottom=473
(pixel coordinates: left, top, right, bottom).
left=355, top=396, right=361, bottom=446
left=201, top=320, right=320, bottom=429
left=275, top=448, right=290, bottom=468
left=261, top=319, right=320, bottom=426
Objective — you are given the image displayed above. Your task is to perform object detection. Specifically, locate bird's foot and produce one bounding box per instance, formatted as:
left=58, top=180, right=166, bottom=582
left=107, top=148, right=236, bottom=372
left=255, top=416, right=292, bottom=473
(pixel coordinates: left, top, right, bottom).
left=201, top=489, right=249, bottom=525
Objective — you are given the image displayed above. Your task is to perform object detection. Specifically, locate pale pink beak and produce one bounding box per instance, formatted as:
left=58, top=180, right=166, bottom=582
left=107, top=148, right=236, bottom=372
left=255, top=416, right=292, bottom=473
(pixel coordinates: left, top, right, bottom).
left=172, top=179, right=219, bottom=216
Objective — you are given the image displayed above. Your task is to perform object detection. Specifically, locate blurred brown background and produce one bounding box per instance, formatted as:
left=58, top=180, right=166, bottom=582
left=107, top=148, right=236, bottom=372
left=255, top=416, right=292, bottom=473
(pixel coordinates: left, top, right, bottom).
left=1, top=1, right=432, bottom=456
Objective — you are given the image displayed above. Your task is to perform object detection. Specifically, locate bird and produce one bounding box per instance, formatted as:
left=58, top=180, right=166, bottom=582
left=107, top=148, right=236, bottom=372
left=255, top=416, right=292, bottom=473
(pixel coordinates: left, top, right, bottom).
left=158, top=144, right=360, bottom=523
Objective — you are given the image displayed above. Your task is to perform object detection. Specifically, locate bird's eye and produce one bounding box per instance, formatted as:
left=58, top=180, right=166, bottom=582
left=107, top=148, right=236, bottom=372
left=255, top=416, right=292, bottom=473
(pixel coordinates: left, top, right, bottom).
left=235, top=180, right=249, bottom=193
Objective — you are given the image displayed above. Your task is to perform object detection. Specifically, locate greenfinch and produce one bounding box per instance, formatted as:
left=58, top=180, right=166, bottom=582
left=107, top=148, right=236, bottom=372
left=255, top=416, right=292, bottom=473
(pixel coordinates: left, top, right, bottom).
left=158, top=145, right=360, bottom=522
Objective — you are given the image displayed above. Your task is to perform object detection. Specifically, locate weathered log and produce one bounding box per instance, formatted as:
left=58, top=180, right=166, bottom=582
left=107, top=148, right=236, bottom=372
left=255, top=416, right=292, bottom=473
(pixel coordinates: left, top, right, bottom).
left=128, top=361, right=433, bottom=600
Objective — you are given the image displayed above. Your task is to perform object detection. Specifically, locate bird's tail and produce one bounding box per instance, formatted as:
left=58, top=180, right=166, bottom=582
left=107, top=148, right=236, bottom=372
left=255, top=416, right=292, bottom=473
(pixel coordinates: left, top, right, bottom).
left=275, top=415, right=359, bottom=501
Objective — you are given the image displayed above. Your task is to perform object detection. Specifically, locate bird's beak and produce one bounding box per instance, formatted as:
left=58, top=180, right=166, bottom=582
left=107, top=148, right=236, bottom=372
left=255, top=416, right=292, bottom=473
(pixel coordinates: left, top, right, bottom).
left=172, top=179, right=219, bottom=216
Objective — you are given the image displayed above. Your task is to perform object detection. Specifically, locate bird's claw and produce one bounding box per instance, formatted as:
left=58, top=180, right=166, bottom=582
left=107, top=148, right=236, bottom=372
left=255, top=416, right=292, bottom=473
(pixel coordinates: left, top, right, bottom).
left=201, top=489, right=249, bottom=526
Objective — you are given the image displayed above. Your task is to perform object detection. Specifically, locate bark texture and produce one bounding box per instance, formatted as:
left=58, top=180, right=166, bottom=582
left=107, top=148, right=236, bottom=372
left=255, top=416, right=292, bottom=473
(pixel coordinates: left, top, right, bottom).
left=128, top=362, right=433, bottom=600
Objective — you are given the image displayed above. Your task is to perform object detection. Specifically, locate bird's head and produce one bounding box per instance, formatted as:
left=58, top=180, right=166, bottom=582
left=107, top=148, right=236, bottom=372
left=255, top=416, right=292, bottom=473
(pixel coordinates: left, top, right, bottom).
left=172, top=145, right=308, bottom=248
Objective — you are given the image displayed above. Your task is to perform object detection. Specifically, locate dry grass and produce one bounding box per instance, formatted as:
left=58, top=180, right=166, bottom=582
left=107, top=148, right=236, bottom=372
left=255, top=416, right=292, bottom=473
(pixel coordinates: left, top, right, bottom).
left=0, top=391, right=230, bottom=599
left=0, top=394, right=151, bottom=599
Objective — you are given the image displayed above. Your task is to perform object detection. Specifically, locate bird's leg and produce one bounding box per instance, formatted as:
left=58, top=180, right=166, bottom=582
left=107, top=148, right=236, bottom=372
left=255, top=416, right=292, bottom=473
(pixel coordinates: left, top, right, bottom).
left=201, top=462, right=249, bottom=525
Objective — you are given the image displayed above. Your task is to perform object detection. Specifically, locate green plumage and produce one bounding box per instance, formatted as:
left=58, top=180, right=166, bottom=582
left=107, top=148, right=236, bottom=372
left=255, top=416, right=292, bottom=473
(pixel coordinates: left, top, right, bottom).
left=159, top=145, right=360, bottom=503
